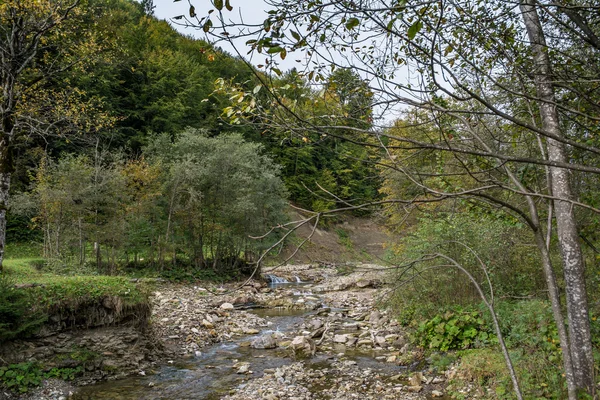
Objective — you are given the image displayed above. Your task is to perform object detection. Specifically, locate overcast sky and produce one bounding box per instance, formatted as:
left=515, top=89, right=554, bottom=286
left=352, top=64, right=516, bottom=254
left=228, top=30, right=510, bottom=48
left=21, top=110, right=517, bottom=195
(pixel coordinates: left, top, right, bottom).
left=153, top=0, right=285, bottom=64
left=152, top=0, right=408, bottom=124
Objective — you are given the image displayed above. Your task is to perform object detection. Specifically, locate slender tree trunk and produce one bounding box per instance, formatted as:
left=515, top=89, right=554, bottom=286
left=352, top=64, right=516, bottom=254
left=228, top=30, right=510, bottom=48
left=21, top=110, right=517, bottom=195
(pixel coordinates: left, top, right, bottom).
left=0, top=113, right=14, bottom=272
left=520, top=2, right=594, bottom=395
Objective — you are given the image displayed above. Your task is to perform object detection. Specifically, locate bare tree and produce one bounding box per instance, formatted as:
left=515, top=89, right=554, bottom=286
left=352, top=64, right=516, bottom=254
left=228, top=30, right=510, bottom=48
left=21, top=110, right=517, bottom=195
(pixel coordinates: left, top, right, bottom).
left=187, top=0, right=600, bottom=396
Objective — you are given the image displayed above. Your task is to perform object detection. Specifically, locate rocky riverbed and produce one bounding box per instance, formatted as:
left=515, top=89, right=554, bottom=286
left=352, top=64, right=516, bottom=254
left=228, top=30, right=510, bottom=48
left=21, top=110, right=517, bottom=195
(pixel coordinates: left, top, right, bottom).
left=17, top=263, right=453, bottom=399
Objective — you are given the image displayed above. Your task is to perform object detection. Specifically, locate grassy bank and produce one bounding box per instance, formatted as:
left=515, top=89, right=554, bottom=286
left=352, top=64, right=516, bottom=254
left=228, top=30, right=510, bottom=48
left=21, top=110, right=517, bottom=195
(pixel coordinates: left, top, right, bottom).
left=0, top=246, right=154, bottom=393
left=1, top=244, right=151, bottom=343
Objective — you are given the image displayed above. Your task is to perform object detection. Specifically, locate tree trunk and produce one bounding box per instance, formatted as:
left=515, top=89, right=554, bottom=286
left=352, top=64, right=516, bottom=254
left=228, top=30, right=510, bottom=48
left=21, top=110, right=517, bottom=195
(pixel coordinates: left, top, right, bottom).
left=520, top=1, right=594, bottom=395
left=0, top=126, right=14, bottom=272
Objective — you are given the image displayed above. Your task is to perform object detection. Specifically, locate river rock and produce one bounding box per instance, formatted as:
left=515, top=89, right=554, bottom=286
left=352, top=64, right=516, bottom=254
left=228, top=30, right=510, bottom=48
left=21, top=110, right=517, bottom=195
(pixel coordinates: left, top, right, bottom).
left=310, top=327, right=325, bottom=339
left=251, top=334, right=277, bottom=349
left=375, top=336, right=387, bottom=346
left=290, top=335, right=315, bottom=358
left=333, top=334, right=348, bottom=343
left=220, top=302, right=235, bottom=310
left=409, top=372, right=423, bottom=387
left=407, top=385, right=422, bottom=393
left=236, top=363, right=251, bottom=374
left=316, top=307, right=331, bottom=315
left=432, top=390, right=444, bottom=397
left=233, top=295, right=255, bottom=305
left=311, top=319, right=324, bottom=329
left=356, top=279, right=374, bottom=288
left=342, top=322, right=359, bottom=331
left=368, top=311, right=381, bottom=324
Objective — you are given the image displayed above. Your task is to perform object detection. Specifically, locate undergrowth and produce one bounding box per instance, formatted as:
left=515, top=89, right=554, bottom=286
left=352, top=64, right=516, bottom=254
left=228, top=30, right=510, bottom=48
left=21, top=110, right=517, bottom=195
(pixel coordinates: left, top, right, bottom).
left=412, top=300, right=600, bottom=399
left=0, top=363, right=82, bottom=393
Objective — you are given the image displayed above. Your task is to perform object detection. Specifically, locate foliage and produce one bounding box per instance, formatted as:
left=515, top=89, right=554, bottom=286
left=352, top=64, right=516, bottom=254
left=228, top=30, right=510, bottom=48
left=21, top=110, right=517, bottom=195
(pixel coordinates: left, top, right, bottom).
left=451, top=347, right=569, bottom=399
left=0, top=273, right=45, bottom=342
left=0, top=363, right=82, bottom=393
left=417, top=309, right=497, bottom=351
left=491, top=301, right=561, bottom=359
left=145, top=128, right=288, bottom=271
left=213, top=68, right=382, bottom=212
left=387, top=211, right=546, bottom=323
left=18, top=128, right=288, bottom=274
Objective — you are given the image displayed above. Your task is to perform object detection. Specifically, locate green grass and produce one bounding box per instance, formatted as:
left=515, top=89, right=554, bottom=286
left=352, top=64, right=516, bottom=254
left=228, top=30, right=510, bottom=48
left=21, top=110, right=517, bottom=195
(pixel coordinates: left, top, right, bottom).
left=1, top=251, right=150, bottom=343
left=4, top=242, right=43, bottom=260
left=4, top=258, right=145, bottom=306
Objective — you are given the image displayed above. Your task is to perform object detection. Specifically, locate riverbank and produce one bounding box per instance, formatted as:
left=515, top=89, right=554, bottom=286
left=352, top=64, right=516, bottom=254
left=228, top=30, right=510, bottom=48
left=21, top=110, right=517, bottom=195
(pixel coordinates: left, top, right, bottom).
left=71, top=263, right=450, bottom=399
left=2, top=262, right=454, bottom=399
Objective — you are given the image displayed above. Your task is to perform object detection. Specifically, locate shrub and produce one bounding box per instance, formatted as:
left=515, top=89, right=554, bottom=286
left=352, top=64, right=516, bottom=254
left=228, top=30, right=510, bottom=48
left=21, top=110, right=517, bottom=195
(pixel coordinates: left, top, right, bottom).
left=0, top=363, right=82, bottom=393
left=417, top=309, right=497, bottom=351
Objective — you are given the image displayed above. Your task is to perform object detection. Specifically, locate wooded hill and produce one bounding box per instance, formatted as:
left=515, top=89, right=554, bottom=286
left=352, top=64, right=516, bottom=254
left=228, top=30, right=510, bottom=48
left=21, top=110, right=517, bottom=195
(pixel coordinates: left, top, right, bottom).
left=3, top=0, right=381, bottom=273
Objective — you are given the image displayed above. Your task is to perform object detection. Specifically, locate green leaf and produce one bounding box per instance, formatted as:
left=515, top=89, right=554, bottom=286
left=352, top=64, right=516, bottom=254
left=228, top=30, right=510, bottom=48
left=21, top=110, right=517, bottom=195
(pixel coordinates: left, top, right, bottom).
left=407, top=20, right=422, bottom=40
left=214, top=0, right=223, bottom=10
left=267, top=46, right=283, bottom=54
left=291, top=30, right=301, bottom=41
left=202, top=19, right=213, bottom=33
left=345, top=17, right=360, bottom=30
left=225, top=0, right=233, bottom=11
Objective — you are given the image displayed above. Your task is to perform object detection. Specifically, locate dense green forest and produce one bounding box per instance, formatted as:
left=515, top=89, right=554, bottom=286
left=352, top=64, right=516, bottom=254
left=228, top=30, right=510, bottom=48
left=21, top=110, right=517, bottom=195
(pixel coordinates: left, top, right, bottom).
left=1, top=0, right=381, bottom=274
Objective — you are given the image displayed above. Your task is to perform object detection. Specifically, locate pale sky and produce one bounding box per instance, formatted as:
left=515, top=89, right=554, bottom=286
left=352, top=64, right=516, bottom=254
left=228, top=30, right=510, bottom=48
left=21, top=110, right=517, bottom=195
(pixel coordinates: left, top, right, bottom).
left=151, top=0, right=411, bottom=124
left=154, top=0, right=293, bottom=66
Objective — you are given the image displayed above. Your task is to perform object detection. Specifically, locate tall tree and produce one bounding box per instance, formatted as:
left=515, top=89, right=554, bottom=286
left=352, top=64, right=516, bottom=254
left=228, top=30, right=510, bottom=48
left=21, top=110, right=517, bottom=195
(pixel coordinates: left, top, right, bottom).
left=0, top=0, right=79, bottom=271
left=520, top=1, right=594, bottom=392
left=199, top=0, right=600, bottom=396
left=0, top=0, right=110, bottom=270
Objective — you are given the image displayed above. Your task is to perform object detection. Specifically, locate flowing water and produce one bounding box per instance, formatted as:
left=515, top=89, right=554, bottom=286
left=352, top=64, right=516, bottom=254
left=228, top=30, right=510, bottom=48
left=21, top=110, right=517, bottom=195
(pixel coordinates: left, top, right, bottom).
left=72, top=278, right=445, bottom=399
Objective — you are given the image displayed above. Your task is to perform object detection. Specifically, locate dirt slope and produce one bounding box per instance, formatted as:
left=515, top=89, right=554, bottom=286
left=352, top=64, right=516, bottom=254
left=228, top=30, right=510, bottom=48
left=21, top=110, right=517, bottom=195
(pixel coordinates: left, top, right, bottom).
left=271, top=212, right=393, bottom=265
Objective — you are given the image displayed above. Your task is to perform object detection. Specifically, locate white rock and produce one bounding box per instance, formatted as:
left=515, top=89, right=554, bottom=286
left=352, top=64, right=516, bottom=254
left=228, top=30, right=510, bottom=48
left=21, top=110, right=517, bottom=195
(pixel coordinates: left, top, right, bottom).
left=220, top=302, right=235, bottom=310
left=333, top=334, right=348, bottom=343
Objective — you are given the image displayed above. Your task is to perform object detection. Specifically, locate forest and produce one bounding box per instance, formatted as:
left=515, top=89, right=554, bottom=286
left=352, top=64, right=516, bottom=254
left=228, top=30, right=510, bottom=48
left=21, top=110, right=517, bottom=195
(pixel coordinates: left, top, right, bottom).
left=0, top=0, right=599, bottom=399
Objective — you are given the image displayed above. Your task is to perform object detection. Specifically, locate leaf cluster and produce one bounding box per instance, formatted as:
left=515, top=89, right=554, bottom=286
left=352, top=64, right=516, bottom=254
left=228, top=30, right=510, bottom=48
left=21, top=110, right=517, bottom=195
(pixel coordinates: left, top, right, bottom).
left=417, top=309, right=497, bottom=351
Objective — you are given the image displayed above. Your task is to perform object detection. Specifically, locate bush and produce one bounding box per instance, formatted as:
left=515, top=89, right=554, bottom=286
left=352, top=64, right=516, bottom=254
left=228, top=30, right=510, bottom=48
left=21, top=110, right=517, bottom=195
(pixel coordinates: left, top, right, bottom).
left=417, top=308, right=497, bottom=351
left=490, top=300, right=561, bottom=359
left=0, top=363, right=82, bottom=393
left=388, top=212, right=547, bottom=323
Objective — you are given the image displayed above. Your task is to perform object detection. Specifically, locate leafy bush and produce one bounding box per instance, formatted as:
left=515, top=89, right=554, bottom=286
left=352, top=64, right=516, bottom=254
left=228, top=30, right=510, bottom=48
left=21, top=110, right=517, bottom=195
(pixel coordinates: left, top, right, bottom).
left=490, top=300, right=561, bottom=360
left=388, top=212, right=547, bottom=323
left=0, top=363, right=82, bottom=393
left=417, top=309, right=497, bottom=351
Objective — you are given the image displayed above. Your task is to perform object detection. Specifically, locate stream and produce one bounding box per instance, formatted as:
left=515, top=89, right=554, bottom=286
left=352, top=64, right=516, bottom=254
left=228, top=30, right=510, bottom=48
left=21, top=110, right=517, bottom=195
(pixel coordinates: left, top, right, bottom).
left=71, top=281, right=446, bottom=400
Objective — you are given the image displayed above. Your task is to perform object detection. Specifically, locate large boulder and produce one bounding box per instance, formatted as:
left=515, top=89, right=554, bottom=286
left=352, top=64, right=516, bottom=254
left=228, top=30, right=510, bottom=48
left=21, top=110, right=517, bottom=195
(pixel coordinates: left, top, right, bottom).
left=251, top=334, right=277, bottom=349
